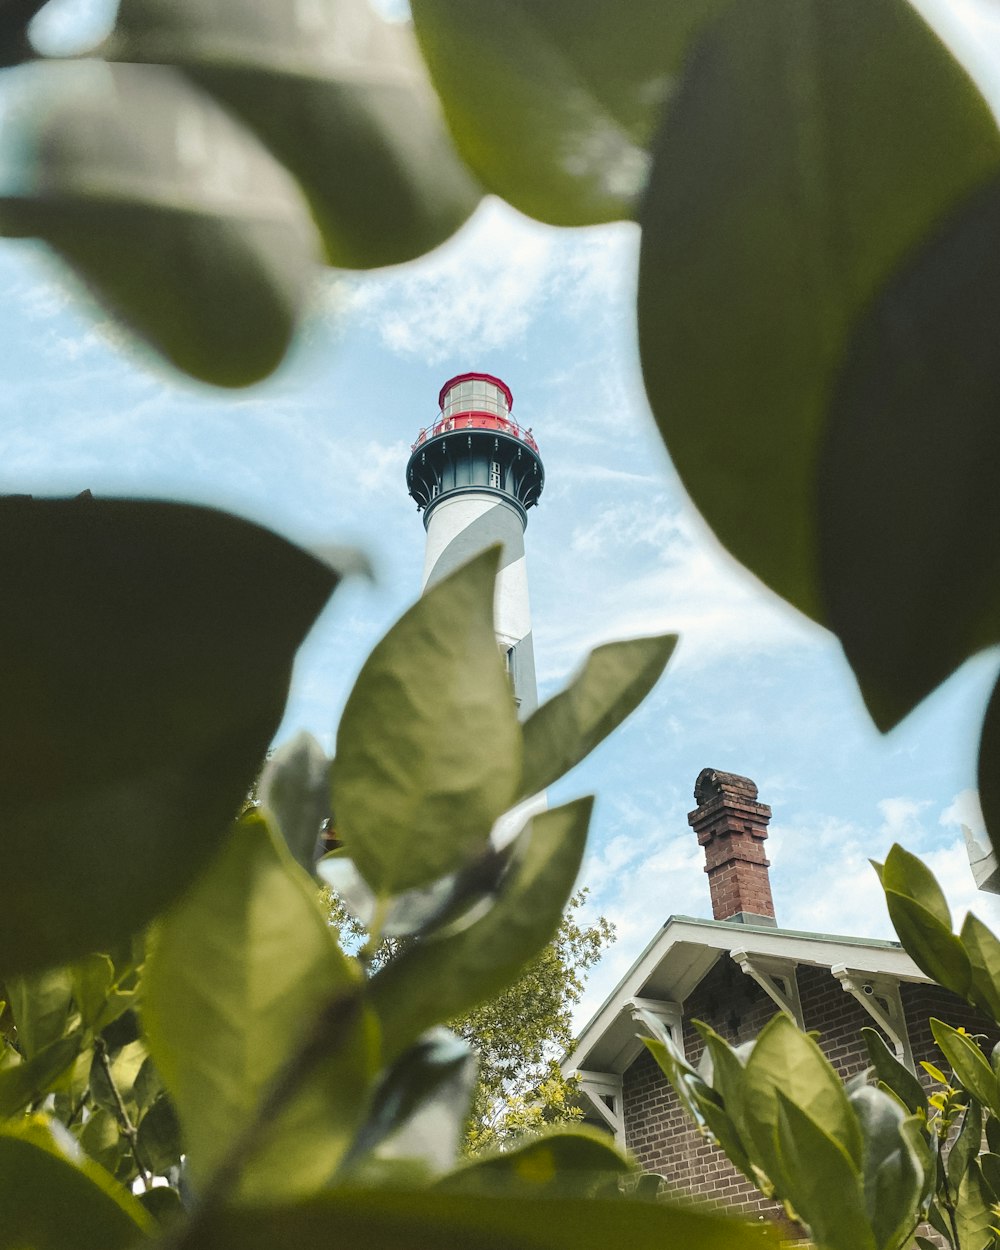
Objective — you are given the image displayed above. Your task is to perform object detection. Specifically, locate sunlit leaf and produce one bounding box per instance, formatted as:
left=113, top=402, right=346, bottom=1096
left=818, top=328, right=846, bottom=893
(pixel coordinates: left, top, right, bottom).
left=370, top=798, right=591, bottom=1062
left=0, top=1126, right=152, bottom=1248
left=412, top=0, right=729, bottom=225
left=437, top=1127, right=632, bottom=1198
left=5, top=967, right=73, bottom=1059
left=518, top=635, right=675, bottom=800
left=881, top=845, right=953, bottom=929
left=331, top=549, right=521, bottom=898
left=774, top=1094, right=874, bottom=1250
left=0, top=61, right=321, bottom=386
left=849, top=1085, right=926, bottom=1250
left=884, top=894, right=971, bottom=999
left=144, top=812, right=376, bottom=1199
left=743, top=1014, right=862, bottom=1193
left=956, top=1162, right=997, bottom=1250
left=639, top=0, right=1000, bottom=659
left=960, top=911, right=1000, bottom=1024
left=181, top=1185, right=777, bottom=1250
left=0, top=496, right=342, bottom=975
left=109, top=0, right=480, bottom=268
left=931, top=1019, right=1000, bottom=1117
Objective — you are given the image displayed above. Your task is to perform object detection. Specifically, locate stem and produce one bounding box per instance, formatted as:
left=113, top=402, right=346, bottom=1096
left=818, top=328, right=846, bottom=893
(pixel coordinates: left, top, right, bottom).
left=159, top=987, right=363, bottom=1250
left=94, top=1036, right=152, bottom=1189
left=936, top=1130, right=962, bottom=1249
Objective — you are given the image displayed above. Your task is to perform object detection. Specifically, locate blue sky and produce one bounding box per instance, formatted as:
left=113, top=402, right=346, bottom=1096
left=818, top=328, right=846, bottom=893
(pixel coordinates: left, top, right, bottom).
left=5, top=0, right=1000, bottom=1019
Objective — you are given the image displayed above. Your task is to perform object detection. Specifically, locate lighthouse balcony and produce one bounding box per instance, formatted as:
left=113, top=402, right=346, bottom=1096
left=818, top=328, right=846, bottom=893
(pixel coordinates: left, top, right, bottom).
left=411, top=410, right=539, bottom=454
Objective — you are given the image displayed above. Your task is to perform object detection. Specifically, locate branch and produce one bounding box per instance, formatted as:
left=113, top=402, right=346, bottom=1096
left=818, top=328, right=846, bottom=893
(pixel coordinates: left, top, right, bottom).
left=94, top=1037, right=152, bottom=1189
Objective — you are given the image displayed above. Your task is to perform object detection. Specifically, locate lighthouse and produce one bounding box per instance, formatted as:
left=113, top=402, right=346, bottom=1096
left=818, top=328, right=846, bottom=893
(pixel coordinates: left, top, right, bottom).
left=406, top=372, right=544, bottom=716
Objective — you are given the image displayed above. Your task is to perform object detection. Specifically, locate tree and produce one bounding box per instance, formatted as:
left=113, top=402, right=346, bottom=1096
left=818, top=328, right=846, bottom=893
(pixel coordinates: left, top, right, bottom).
left=326, top=885, right=615, bottom=1153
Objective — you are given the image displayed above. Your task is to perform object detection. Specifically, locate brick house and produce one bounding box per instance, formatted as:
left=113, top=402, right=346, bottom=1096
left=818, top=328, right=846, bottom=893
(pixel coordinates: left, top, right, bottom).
left=563, top=768, right=994, bottom=1218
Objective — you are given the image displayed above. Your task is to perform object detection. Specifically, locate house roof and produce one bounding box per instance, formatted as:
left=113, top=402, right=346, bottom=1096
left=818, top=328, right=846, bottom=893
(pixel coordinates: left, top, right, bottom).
left=564, top=914, right=931, bottom=1077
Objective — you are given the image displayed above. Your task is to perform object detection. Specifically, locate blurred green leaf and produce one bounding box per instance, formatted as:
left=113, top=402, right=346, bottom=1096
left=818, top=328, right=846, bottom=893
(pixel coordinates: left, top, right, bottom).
left=849, top=1085, right=925, bottom=1250
left=0, top=1125, right=152, bottom=1248
left=437, top=1127, right=632, bottom=1198
left=144, top=812, right=375, bottom=1200
left=638, top=0, right=1000, bottom=657
left=411, top=0, right=729, bottom=225
left=743, top=1014, right=862, bottom=1188
left=342, top=1028, right=476, bottom=1176
left=0, top=1032, right=83, bottom=1116
left=961, top=912, right=1000, bottom=1023
left=181, top=1185, right=777, bottom=1249
left=0, top=61, right=321, bottom=386
left=136, top=1094, right=182, bottom=1176
left=774, top=1094, right=874, bottom=1250
left=259, top=732, right=330, bottom=875
left=884, top=894, right=971, bottom=998
left=110, top=0, right=481, bottom=269
left=956, top=1162, right=997, bottom=1250
left=6, top=967, right=73, bottom=1059
left=518, top=635, right=675, bottom=800
left=138, top=1184, right=183, bottom=1225
left=370, top=798, right=592, bottom=1062
left=0, top=496, right=342, bottom=975
left=331, top=549, right=521, bottom=898
left=931, top=1019, right=1000, bottom=1117
left=861, top=1027, right=927, bottom=1116
left=980, top=1150, right=1000, bottom=1198
left=979, top=676, right=1000, bottom=864
left=817, top=174, right=1000, bottom=727
left=90, top=1040, right=146, bottom=1117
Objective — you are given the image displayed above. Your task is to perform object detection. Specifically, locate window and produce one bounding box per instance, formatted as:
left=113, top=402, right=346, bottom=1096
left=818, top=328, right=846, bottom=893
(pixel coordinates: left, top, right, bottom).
left=489, top=460, right=501, bottom=489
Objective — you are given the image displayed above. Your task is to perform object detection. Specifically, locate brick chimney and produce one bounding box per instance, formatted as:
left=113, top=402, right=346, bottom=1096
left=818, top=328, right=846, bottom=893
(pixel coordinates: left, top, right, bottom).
left=689, top=769, right=776, bottom=926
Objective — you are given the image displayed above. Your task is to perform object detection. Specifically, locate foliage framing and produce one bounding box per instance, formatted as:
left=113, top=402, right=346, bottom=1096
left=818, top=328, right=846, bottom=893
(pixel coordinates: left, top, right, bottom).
left=1, top=0, right=999, bottom=1248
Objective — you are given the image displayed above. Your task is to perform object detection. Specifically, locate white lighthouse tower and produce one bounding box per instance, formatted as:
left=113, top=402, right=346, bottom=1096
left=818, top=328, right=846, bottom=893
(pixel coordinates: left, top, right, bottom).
left=406, top=372, right=544, bottom=716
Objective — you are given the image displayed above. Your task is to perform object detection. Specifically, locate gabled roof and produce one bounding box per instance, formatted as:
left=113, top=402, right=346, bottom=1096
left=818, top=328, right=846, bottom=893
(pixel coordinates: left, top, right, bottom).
left=564, top=914, right=930, bottom=1077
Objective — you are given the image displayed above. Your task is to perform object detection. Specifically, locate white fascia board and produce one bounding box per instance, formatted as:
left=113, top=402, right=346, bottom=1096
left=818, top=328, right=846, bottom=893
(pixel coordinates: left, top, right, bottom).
left=564, top=916, right=930, bottom=1077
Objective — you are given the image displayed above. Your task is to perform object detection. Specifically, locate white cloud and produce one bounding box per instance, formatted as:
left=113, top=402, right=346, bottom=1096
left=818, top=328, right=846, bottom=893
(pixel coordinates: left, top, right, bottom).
left=327, top=199, right=636, bottom=365
left=877, top=796, right=933, bottom=844
left=940, top=787, right=987, bottom=838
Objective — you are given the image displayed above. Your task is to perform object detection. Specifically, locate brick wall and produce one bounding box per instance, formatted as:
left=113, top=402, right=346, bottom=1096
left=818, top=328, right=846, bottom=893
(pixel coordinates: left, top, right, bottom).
left=621, top=953, right=998, bottom=1231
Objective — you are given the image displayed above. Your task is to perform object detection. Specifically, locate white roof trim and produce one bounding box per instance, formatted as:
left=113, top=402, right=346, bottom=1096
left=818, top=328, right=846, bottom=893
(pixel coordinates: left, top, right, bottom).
left=565, top=916, right=930, bottom=1076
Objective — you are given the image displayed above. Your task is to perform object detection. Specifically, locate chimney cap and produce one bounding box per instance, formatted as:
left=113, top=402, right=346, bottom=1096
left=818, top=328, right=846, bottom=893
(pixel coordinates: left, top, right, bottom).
left=693, top=768, right=758, bottom=806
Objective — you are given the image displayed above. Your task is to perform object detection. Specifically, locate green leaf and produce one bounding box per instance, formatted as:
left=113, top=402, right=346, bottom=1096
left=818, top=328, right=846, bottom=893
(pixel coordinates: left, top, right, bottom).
left=78, top=1106, right=123, bottom=1173
left=331, top=549, right=521, bottom=898
left=948, top=1098, right=984, bottom=1194
left=0, top=496, right=341, bottom=975
left=518, top=635, right=676, bottom=800
left=691, top=1022, right=757, bottom=1173
left=136, top=1094, right=182, bottom=1176
left=774, top=1094, right=875, bottom=1250
left=849, top=1085, right=926, bottom=1250
left=0, top=61, right=321, bottom=386
left=90, top=1040, right=147, bottom=1117
left=962, top=912, right=1000, bottom=1024
left=743, top=1014, right=863, bottom=1186
left=143, top=812, right=376, bottom=1200
left=370, top=798, right=592, bottom=1063
left=980, top=1150, right=1000, bottom=1199
left=884, top=894, right=972, bottom=999
left=0, top=1125, right=152, bottom=1248
left=179, top=1186, right=778, bottom=1250
left=341, top=1029, right=477, bottom=1176
left=861, top=1027, right=928, bottom=1115
left=411, top=0, right=730, bottom=225
left=931, top=1019, right=1000, bottom=1117
left=817, top=173, right=1000, bottom=727
left=259, top=731, right=331, bottom=876
left=638, top=0, right=1000, bottom=653
left=690, top=1087, right=757, bottom=1187
left=882, top=845, right=953, bottom=929
left=979, top=677, right=1000, bottom=867
left=641, top=1036, right=703, bottom=1129
left=956, top=1162, right=998, bottom=1250
left=109, top=0, right=481, bottom=269
left=437, top=1127, right=633, bottom=1198
left=6, top=967, right=73, bottom=1059
left=0, top=1033, right=84, bottom=1117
